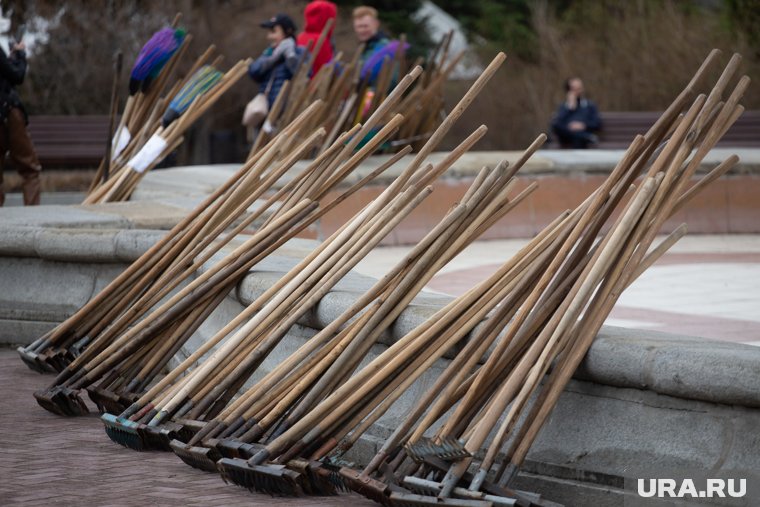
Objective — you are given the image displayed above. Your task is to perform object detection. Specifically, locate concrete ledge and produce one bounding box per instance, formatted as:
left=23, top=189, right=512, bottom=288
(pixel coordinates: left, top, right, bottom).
left=0, top=256, right=127, bottom=324
left=578, top=328, right=760, bottom=408
left=135, top=148, right=760, bottom=201
left=0, top=227, right=166, bottom=263
left=0, top=202, right=187, bottom=231
left=131, top=150, right=760, bottom=243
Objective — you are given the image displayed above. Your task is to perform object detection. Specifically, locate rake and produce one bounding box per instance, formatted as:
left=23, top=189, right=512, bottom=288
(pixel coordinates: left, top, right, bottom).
left=89, top=67, right=427, bottom=427
left=35, top=108, right=394, bottom=418
left=376, top=51, right=749, bottom=507
left=211, top=51, right=510, bottom=496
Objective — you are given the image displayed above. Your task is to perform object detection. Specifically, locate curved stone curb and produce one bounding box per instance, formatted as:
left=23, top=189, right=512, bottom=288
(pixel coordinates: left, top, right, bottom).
left=579, top=327, right=760, bottom=408
left=134, top=149, right=760, bottom=202
left=0, top=226, right=167, bottom=264
left=2, top=224, right=757, bottom=410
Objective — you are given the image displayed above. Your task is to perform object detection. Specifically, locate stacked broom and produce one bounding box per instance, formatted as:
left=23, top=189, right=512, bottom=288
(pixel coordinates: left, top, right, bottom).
left=248, top=24, right=457, bottom=158
left=25, top=65, right=429, bottom=416
left=84, top=15, right=253, bottom=204
left=142, top=50, right=744, bottom=506
left=85, top=54, right=251, bottom=203
left=103, top=50, right=746, bottom=505
left=87, top=16, right=189, bottom=195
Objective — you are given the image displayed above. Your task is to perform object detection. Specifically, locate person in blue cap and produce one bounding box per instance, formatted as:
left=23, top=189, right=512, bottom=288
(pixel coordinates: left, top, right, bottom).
left=249, top=13, right=303, bottom=108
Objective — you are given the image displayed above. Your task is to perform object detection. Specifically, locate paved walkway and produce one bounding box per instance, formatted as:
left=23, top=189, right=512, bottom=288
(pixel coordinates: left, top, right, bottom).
left=3, top=192, right=86, bottom=207
left=0, top=350, right=375, bottom=506
left=355, top=234, right=760, bottom=345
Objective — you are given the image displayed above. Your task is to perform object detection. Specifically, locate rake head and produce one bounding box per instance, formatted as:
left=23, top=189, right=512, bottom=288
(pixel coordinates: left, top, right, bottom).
left=16, top=346, right=53, bottom=373
left=421, top=457, right=528, bottom=506
left=86, top=385, right=132, bottom=415
left=101, top=413, right=145, bottom=451
left=37, top=347, right=74, bottom=372
left=402, top=477, right=518, bottom=507
left=388, top=491, right=494, bottom=507
left=324, top=456, right=363, bottom=486
left=34, top=386, right=89, bottom=416
left=339, top=467, right=392, bottom=505
left=405, top=437, right=471, bottom=463
left=215, top=438, right=265, bottom=459
left=137, top=422, right=181, bottom=451
left=217, top=457, right=305, bottom=496
left=286, top=458, right=350, bottom=496
left=170, top=439, right=221, bottom=473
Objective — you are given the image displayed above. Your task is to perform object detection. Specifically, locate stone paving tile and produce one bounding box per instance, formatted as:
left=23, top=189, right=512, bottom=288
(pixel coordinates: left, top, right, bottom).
left=425, top=251, right=760, bottom=343
left=0, top=349, right=376, bottom=507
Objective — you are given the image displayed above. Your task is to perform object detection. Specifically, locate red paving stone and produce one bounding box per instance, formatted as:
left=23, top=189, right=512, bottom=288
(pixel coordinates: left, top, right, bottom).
left=426, top=252, right=760, bottom=343
left=0, top=349, right=376, bottom=507
left=605, top=305, right=760, bottom=342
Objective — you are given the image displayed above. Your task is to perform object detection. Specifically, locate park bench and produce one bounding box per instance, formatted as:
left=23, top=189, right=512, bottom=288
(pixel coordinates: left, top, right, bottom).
left=596, top=110, right=760, bottom=149
left=27, top=115, right=112, bottom=168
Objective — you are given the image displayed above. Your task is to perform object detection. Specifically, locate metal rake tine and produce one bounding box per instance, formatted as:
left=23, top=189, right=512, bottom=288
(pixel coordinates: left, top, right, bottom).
left=388, top=491, right=493, bottom=507
left=405, top=437, right=470, bottom=462
left=217, top=458, right=305, bottom=496
left=170, top=439, right=220, bottom=472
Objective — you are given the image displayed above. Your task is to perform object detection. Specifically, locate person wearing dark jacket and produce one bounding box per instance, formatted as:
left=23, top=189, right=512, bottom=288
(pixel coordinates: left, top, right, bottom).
left=249, top=14, right=303, bottom=108
left=0, top=41, right=40, bottom=206
left=352, top=6, right=391, bottom=80
left=551, top=77, right=602, bottom=149
left=352, top=5, right=407, bottom=122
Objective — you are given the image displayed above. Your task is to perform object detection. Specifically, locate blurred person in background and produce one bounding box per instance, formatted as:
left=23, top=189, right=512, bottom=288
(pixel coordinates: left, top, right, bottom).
left=297, top=1, right=337, bottom=76
left=551, top=77, right=602, bottom=149
left=353, top=5, right=389, bottom=67
left=0, top=36, right=40, bottom=206
left=352, top=5, right=407, bottom=120
left=249, top=13, right=302, bottom=108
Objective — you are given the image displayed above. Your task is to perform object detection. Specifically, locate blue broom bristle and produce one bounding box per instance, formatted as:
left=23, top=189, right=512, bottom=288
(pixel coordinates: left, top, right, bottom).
left=170, top=65, right=223, bottom=113
left=162, top=65, right=223, bottom=126
left=129, top=27, right=186, bottom=94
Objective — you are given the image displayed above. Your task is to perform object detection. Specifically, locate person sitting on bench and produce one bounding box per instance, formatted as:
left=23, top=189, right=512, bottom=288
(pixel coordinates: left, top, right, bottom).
left=551, top=77, right=601, bottom=149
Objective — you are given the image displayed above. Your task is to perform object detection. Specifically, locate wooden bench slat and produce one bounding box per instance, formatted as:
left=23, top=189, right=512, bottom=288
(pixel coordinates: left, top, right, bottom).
left=24, top=115, right=119, bottom=168
left=596, top=110, right=760, bottom=149
left=16, top=109, right=760, bottom=168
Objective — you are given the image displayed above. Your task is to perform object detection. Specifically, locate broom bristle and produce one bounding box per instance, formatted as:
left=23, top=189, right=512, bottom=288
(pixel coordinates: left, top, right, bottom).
left=130, top=26, right=185, bottom=93
left=162, top=65, right=223, bottom=127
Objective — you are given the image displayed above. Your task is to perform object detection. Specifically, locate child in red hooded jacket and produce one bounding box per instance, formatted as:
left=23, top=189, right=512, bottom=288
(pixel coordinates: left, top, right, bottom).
left=296, top=1, right=337, bottom=76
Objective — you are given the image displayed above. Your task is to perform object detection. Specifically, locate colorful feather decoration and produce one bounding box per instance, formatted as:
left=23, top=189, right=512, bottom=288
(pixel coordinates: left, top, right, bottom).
left=129, top=27, right=187, bottom=95
left=162, top=65, right=223, bottom=126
